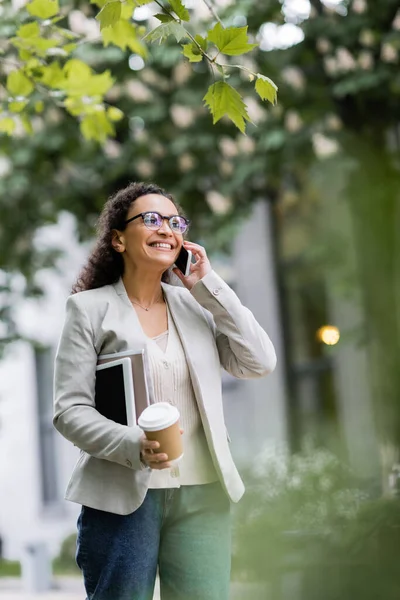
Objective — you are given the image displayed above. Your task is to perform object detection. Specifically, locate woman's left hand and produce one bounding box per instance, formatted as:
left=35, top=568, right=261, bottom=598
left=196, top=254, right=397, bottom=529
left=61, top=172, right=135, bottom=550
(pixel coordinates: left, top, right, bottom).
left=173, top=241, right=212, bottom=290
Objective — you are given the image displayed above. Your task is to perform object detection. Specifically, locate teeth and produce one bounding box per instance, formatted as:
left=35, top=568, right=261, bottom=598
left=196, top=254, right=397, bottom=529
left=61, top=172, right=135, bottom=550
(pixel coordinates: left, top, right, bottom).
left=151, top=243, right=172, bottom=249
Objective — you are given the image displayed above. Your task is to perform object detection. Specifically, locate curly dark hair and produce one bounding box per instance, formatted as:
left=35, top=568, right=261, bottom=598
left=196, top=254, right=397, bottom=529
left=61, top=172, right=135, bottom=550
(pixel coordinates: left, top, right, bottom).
left=72, top=182, right=184, bottom=294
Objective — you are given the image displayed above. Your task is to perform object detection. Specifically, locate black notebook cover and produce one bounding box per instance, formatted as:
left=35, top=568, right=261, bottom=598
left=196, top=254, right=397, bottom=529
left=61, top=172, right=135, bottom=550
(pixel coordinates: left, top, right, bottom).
left=95, top=363, right=128, bottom=426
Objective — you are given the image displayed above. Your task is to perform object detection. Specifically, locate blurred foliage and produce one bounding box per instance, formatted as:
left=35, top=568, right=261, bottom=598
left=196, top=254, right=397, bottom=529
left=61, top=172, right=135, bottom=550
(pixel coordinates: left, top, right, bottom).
left=0, top=0, right=277, bottom=139
left=233, top=444, right=400, bottom=599
left=53, top=532, right=80, bottom=575
left=0, top=558, right=21, bottom=577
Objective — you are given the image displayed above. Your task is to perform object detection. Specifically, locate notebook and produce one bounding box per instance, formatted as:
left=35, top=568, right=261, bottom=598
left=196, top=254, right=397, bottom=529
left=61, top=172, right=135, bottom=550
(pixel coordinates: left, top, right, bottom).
left=96, top=348, right=153, bottom=424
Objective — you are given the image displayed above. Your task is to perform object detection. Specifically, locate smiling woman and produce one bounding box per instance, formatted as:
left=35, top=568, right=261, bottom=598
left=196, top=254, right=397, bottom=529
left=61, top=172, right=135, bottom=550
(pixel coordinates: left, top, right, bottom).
left=72, top=182, right=187, bottom=294
left=53, top=180, right=277, bottom=600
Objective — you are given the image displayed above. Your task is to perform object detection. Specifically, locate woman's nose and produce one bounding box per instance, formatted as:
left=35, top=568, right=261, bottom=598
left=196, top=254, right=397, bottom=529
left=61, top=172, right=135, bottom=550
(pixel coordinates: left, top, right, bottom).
left=157, top=219, right=173, bottom=234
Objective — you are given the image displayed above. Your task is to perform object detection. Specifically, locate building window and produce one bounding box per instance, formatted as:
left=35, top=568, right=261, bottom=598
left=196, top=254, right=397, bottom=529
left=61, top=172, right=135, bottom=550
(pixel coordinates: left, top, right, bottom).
left=283, top=269, right=339, bottom=450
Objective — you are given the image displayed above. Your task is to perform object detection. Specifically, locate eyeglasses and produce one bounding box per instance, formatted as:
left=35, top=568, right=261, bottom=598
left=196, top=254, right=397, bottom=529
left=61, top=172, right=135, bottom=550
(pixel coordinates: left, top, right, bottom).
left=125, top=211, right=190, bottom=234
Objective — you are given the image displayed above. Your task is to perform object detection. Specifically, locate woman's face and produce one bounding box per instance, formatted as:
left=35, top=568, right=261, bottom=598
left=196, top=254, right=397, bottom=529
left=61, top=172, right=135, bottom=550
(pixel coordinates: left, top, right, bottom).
left=112, top=194, right=184, bottom=273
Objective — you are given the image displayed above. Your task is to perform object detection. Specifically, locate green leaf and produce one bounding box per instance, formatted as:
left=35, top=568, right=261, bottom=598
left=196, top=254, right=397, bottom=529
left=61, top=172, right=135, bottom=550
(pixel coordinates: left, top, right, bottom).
left=194, top=34, right=207, bottom=51
left=7, top=70, right=34, bottom=97
left=63, top=43, right=77, bottom=53
left=86, top=72, right=115, bottom=96
left=11, top=33, right=61, bottom=58
left=0, top=117, right=15, bottom=135
left=60, top=61, right=115, bottom=97
left=80, top=111, right=115, bottom=143
left=107, top=106, right=124, bottom=121
left=38, top=61, right=65, bottom=87
left=207, top=23, right=257, bottom=56
left=26, top=0, right=59, bottom=19
left=203, top=81, right=251, bottom=133
left=96, top=1, right=122, bottom=31
left=182, top=42, right=203, bottom=62
left=9, top=100, right=29, bottom=113
left=132, top=0, right=153, bottom=5
left=154, top=13, right=175, bottom=23
left=35, top=100, right=44, bottom=112
left=90, top=0, right=109, bottom=7
left=19, top=49, right=32, bottom=61
left=102, top=21, right=147, bottom=57
left=168, top=0, right=189, bottom=21
left=255, top=74, right=278, bottom=105
left=145, top=22, right=187, bottom=44
left=17, top=22, right=41, bottom=39
left=21, top=115, right=34, bottom=135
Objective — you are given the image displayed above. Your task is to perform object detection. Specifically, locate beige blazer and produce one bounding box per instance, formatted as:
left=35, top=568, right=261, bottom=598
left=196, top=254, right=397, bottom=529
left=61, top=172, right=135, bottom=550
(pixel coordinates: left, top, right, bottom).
left=53, top=270, right=276, bottom=515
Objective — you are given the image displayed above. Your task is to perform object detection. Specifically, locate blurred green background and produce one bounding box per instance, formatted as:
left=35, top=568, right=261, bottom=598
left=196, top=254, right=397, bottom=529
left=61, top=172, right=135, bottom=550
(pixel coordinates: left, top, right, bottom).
left=1, top=0, right=400, bottom=598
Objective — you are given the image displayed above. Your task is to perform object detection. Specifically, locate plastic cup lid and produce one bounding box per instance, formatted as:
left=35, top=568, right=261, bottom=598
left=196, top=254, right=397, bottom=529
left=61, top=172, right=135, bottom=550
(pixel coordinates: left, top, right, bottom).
left=138, top=402, right=180, bottom=431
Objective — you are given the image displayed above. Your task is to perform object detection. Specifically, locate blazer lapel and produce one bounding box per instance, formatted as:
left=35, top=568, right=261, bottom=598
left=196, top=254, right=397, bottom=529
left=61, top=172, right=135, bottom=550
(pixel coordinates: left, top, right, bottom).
left=111, top=278, right=148, bottom=347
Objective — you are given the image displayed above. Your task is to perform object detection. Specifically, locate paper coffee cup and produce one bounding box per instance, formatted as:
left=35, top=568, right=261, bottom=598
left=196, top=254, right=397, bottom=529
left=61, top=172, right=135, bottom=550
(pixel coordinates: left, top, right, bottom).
left=138, top=403, right=183, bottom=465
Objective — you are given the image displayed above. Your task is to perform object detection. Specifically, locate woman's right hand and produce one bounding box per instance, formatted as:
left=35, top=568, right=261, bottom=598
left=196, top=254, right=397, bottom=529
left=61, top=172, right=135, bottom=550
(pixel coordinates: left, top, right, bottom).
left=140, top=435, right=171, bottom=470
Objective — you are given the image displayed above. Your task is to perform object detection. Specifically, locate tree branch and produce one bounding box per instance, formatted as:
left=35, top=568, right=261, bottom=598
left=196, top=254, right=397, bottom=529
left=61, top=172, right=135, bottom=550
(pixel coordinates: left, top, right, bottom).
left=202, top=0, right=225, bottom=28
left=152, top=0, right=213, bottom=61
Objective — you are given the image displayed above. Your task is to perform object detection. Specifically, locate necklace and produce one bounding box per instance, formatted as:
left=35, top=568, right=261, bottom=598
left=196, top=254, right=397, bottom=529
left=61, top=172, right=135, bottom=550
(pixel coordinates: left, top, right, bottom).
left=129, top=291, right=163, bottom=312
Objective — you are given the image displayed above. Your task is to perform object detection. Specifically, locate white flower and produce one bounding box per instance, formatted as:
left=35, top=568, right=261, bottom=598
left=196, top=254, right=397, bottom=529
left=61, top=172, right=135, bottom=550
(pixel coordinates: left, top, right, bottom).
left=0, top=156, right=12, bottom=178
left=219, top=136, right=238, bottom=158
left=313, top=132, right=339, bottom=158
left=359, top=29, right=375, bottom=47
left=68, top=11, right=99, bottom=39
left=358, top=50, right=373, bottom=70
left=219, top=160, right=234, bottom=176
left=326, top=114, right=343, bottom=131
left=106, top=85, right=122, bottom=102
left=103, top=140, right=122, bottom=159
left=352, top=0, right=367, bottom=14
left=381, top=43, right=398, bottom=63
left=281, top=66, right=306, bottom=91
left=151, top=142, right=166, bottom=158
left=206, top=191, right=232, bottom=215
left=324, top=56, right=338, bottom=76
left=173, top=61, right=192, bottom=85
left=135, top=159, right=154, bottom=178
left=243, top=96, right=265, bottom=124
left=238, top=135, right=256, bottom=154
left=170, top=105, right=195, bottom=128
left=125, top=80, right=152, bottom=102
left=336, top=47, right=357, bottom=71
left=393, top=10, right=400, bottom=31
left=285, top=110, right=303, bottom=133
left=178, top=153, right=195, bottom=172
left=316, top=38, right=332, bottom=54
left=46, top=48, right=67, bottom=57
left=288, top=475, right=302, bottom=490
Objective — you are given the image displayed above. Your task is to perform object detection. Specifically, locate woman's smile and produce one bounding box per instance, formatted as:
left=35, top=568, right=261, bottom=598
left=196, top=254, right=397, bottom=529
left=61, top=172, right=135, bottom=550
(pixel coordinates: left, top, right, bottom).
left=149, top=242, right=174, bottom=251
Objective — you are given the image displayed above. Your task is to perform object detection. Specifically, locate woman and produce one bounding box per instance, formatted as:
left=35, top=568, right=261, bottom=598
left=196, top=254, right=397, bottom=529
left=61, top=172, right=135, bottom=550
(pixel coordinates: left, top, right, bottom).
left=54, top=181, right=276, bottom=600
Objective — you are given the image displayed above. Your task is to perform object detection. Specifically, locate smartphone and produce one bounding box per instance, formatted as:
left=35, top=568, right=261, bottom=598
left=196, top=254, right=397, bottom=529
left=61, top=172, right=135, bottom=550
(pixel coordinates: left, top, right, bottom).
left=174, top=246, right=192, bottom=277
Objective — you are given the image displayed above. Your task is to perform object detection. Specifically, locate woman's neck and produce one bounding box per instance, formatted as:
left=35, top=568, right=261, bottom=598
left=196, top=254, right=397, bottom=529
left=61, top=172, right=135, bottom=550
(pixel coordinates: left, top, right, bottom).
left=122, top=264, right=164, bottom=306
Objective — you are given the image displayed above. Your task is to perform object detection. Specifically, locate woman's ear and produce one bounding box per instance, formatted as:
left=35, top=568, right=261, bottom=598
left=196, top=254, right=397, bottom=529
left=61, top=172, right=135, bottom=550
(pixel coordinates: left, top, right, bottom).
left=111, top=229, right=125, bottom=253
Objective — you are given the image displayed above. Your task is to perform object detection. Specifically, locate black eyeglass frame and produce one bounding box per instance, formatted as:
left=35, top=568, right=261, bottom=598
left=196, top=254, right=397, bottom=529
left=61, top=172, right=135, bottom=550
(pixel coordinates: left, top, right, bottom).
left=124, top=211, right=190, bottom=232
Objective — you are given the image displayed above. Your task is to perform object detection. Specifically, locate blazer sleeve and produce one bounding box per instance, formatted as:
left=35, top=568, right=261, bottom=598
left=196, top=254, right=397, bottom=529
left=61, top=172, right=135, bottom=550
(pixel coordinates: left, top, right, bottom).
left=190, top=270, right=277, bottom=379
left=53, top=294, right=145, bottom=471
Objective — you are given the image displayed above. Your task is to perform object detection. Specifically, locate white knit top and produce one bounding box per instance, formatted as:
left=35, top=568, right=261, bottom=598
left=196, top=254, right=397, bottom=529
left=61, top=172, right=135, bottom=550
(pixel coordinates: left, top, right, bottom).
left=146, top=305, right=218, bottom=488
